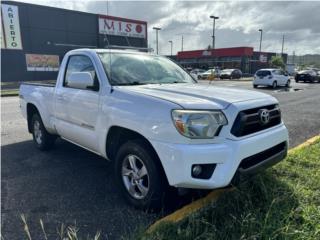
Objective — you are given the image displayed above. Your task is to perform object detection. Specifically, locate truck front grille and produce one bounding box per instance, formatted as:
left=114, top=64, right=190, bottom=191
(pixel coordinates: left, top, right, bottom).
left=231, top=104, right=281, bottom=137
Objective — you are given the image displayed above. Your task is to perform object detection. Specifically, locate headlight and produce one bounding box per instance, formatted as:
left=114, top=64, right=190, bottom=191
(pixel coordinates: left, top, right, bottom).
left=171, top=110, right=227, bottom=139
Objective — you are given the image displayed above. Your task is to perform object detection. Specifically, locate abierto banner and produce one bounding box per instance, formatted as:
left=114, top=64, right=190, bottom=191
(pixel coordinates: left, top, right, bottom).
left=25, top=54, right=60, bottom=71
left=1, top=4, right=23, bottom=50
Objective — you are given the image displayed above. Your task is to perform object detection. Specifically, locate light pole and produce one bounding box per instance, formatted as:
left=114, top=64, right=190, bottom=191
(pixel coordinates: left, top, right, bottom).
left=153, top=27, right=161, bottom=54
left=281, top=34, right=285, bottom=56
left=210, top=15, right=219, bottom=50
left=181, top=35, right=184, bottom=51
left=168, top=40, right=173, bottom=56
left=258, top=29, right=263, bottom=53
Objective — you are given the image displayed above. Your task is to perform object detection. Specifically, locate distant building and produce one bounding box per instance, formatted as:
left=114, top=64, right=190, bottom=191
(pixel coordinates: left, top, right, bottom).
left=1, top=1, right=148, bottom=82
left=287, top=54, right=320, bottom=66
left=175, top=47, right=288, bottom=74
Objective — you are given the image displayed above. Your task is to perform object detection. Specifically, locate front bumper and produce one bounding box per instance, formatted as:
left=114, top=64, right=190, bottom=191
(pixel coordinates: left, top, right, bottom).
left=151, top=123, right=288, bottom=189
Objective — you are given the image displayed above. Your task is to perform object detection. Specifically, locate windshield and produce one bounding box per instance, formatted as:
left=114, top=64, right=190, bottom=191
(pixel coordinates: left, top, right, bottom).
left=98, top=52, right=195, bottom=86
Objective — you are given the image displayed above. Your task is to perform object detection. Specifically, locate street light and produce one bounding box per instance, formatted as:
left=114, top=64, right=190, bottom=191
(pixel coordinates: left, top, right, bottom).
left=168, top=40, right=173, bottom=56
left=258, top=29, right=263, bottom=53
left=210, top=15, right=219, bottom=50
left=153, top=27, right=161, bottom=54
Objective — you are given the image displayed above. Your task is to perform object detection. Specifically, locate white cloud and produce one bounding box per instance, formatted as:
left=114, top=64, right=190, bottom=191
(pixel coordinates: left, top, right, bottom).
left=15, top=0, right=320, bottom=55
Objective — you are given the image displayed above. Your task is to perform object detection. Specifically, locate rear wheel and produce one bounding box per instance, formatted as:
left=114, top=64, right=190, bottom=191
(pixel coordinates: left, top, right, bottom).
left=253, top=84, right=258, bottom=88
left=114, top=139, right=167, bottom=211
left=272, top=81, right=277, bottom=89
left=31, top=114, right=56, bottom=150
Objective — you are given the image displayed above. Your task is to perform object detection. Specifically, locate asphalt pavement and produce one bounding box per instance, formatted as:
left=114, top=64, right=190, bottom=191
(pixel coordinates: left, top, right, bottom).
left=1, top=80, right=320, bottom=239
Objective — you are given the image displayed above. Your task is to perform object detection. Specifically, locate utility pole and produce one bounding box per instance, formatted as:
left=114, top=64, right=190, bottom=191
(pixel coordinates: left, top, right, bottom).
left=168, top=40, right=173, bottom=56
left=153, top=27, right=161, bottom=54
left=258, top=29, right=263, bottom=53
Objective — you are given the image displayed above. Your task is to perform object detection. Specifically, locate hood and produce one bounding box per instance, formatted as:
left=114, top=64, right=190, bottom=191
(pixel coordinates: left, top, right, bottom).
left=117, top=83, right=272, bottom=109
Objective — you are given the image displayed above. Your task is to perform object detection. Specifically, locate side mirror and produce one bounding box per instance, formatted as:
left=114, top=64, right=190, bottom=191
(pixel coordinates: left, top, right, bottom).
left=67, top=72, right=94, bottom=90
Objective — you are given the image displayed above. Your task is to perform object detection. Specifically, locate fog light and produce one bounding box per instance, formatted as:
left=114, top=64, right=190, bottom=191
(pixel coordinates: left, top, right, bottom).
left=192, top=165, right=202, bottom=176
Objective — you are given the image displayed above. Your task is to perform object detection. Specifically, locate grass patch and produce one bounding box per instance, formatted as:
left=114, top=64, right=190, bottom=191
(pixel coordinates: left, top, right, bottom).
left=1, top=89, right=19, bottom=97
left=140, top=138, right=320, bottom=240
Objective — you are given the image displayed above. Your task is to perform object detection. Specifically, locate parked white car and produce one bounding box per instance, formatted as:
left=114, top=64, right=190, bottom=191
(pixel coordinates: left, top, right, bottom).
left=20, top=49, right=289, bottom=210
left=253, top=69, right=291, bottom=88
left=190, top=68, right=206, bottom=80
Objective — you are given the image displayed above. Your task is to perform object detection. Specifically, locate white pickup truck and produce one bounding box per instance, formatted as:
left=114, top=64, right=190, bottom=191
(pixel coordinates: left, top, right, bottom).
left=20, top=49, right=289, bottom=210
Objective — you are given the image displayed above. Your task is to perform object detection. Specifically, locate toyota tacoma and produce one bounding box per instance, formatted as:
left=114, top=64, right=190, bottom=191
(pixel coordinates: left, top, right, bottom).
left=20, top=49, right=289, bottom=210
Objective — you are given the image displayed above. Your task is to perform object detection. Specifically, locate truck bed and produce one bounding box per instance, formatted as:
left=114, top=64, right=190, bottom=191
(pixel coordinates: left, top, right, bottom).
left=21, top=81, right=56, bottom=88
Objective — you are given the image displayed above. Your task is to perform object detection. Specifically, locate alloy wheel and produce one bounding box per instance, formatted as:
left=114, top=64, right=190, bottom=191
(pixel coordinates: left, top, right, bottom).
left=33, top=120, right=42, bottom=144
left=122, top=154, right=149, bottom=199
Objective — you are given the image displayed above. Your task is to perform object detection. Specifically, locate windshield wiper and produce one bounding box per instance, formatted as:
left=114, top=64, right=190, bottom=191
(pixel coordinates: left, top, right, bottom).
left=114, top=81, right=148, bottom=86
left=162, top=81, right=189, bottom=84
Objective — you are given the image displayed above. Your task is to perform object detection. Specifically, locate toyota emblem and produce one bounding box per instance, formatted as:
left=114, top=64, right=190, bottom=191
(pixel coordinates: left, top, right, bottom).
left=259, top=109, right=270, bottom=125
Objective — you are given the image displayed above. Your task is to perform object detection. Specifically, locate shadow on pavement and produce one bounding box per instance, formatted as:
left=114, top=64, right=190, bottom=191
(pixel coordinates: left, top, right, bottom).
left=1, top=138, right=210, bottom=239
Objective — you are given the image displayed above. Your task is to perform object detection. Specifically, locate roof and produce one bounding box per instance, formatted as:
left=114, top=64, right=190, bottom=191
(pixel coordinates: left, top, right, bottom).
left=68, top=48, right=154, bottom=55
left=257, top=68, right=279, bottom=71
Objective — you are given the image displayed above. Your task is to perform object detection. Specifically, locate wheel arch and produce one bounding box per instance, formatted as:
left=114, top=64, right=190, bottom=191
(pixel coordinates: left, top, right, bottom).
left=105, top=125, right=169, bottom=184
left=26, top=103, right=40, bottom=133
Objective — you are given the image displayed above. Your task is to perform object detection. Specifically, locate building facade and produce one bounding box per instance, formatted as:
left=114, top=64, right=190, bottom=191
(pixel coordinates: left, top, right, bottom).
left=1, top=1, right=147, bottom=82
left=176, top=47, right=287, bottom=74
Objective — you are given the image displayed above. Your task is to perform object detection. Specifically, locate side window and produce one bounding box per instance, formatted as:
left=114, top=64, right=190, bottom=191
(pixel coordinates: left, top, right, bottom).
left=273, top=70, right=279, bottom=75
left=64, top=55, right=99, bottom=91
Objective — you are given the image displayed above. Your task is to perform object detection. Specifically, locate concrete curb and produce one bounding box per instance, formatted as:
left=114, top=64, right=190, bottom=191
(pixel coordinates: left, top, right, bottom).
left=147, top=134, right=320, bottom=233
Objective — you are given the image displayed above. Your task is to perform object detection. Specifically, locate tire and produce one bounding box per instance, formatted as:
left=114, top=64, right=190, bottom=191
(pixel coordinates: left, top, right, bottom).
left=31, top=114, right=56, bottom=150
left=253, top=85, right=258, bottom=88
left=285, top=80, right=291, bottom=88
left=114, top=139, right=167, bottom=211
left=272, top=81, right=277, bottom=89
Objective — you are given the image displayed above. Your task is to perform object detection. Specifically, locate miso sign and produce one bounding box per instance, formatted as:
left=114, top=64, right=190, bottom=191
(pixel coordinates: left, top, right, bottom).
left=99, top=15, right=147, bottom=39
left=1, top=4, right=23, bottom=49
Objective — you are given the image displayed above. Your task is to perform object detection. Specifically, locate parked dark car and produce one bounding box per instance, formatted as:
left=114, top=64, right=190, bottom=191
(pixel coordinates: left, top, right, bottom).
left=295, top=70, right=319, bottom=83
left=220, top=69, right=242, bottom=79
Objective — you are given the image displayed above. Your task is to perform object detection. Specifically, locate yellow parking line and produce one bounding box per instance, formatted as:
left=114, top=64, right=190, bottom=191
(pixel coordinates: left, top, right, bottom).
left=148, top=134, right=320, bottom=233
left=148, top=188, right=234, bottom=232
left=289, top=135, right=320, bottom=153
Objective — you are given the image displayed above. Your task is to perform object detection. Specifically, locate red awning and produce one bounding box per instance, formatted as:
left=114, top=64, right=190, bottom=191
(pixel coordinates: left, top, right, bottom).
left=177, top=47, right=254, bottom=59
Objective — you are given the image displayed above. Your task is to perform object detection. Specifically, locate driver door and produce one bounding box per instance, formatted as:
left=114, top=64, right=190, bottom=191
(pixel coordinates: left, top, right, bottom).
left=55, top=54, right=101, bottom=152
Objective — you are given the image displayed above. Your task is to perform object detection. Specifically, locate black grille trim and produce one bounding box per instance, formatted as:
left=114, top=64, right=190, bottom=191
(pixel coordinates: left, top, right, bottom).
left=239, top=142, right=286, bottom=170
left=231, top=104, right=281, bottom=137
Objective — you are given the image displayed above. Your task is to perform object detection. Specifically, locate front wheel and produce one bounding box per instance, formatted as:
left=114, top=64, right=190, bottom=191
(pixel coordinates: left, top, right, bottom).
left=253, top=84, right=258, bottom=88
left=114, top=140, right=167, bottom=211
left=286, top=80, right=291, bottom=88
left=31, top=114, right=56, bottom=150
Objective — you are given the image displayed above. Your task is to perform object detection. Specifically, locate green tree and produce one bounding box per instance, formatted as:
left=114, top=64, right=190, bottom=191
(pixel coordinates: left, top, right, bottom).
left=270, top=56, right=285, bottom=69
